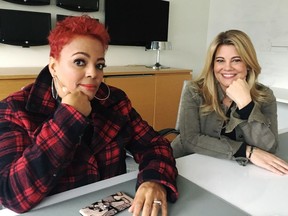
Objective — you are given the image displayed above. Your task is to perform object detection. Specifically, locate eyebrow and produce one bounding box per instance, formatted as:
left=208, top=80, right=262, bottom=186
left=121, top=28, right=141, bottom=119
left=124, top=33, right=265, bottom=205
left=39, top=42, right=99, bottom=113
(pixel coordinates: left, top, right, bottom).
left=72, top=52, right=105, bottom=61
left=215, top=56, right=241, bottom=59
left=97, top=57, right=106, bottom=61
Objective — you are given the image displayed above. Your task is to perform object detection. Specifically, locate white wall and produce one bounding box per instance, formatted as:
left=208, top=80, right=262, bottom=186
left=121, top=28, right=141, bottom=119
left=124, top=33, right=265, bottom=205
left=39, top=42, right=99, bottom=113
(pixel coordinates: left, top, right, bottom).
left=278, top=103, right=288, bottom=133
left=0, top=0, right=210, bottom=75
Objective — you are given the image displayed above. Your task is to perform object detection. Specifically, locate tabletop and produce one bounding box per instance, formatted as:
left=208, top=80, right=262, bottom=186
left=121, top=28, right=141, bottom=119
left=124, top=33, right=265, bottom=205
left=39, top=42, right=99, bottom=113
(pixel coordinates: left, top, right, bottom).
left=176, top=132, right=288, bottom=216
left=0, top=171, right=248, bottom=216
left=2, top=133, right=287, bottom=216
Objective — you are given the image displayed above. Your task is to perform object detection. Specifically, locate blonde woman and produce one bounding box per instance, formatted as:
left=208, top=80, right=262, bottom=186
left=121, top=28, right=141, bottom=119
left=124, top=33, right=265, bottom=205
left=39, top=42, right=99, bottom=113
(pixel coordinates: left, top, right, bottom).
left=172, top=29, right=288, bottom=175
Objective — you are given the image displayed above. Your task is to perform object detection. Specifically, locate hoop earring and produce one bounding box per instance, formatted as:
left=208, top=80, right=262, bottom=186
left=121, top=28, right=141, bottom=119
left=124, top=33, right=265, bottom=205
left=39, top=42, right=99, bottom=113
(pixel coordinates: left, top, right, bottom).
left=94, top=82, right=110, bottom=101
left=51, top=78, right=59, bottom=100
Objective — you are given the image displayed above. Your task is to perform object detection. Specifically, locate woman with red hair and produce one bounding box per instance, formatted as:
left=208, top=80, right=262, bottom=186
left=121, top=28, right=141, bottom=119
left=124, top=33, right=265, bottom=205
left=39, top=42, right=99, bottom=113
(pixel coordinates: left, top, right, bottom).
left=0, top=15, right=178, bottom=215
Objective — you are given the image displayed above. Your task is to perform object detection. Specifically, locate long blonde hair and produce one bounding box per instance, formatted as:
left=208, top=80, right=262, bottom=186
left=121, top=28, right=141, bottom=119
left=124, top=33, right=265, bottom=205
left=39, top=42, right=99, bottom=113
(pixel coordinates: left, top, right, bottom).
left=194, top=29, right=270, bottom=120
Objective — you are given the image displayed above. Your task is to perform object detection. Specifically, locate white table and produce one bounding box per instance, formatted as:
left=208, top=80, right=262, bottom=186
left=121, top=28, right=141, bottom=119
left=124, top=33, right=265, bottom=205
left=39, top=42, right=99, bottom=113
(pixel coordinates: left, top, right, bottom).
left=0, top=173, right=248, bottom=216
left=0, top=164, right=250, bottom=216
left=177, top=132, right=288, bottom=216
left=2, top=132, right=287, bottom=216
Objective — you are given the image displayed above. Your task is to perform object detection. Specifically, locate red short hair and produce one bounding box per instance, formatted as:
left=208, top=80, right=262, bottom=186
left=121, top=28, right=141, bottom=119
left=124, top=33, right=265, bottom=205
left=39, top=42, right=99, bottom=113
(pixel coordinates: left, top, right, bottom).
left=48, top=15, right=110, bottom=59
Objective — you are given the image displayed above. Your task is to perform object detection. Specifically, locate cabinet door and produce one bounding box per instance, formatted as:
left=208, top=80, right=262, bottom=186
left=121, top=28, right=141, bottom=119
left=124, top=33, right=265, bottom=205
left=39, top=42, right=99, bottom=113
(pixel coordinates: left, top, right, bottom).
left=0, top=78, right=35, bottom=100
left=104, top=75, right=155, bottom=126
left=154, top=73, right=192, bottom=130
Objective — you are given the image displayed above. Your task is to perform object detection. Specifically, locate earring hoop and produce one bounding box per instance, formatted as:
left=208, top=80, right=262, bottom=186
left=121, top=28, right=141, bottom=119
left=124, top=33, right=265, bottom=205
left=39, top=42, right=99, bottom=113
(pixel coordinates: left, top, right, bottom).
left=51, top=79, right=59, bottom=100
left=94, top=82, right=110, bottom=101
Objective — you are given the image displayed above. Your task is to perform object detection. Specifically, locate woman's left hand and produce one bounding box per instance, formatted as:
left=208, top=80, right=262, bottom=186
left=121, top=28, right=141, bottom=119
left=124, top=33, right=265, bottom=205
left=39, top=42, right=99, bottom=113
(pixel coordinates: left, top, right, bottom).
left=128, top=181, right=167, bottom=216
left=248, top=146, right=288, bottom=175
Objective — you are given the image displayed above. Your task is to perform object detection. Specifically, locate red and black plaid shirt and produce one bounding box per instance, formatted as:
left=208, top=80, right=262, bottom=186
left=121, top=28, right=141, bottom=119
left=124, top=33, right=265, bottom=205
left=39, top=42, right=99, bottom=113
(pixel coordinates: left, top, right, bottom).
left=0, top=66, right=178, bottom=213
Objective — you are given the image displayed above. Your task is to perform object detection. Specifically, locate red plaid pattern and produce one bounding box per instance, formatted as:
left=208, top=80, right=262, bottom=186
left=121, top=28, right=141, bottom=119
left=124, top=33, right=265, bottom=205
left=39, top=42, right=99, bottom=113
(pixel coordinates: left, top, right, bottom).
left=0, top=66, right=178, bottom=213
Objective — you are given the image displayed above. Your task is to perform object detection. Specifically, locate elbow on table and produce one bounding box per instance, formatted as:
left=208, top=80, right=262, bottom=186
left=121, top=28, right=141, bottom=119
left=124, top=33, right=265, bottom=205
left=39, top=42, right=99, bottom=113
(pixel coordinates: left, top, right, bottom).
left=0, top=196, right=40, bottom=214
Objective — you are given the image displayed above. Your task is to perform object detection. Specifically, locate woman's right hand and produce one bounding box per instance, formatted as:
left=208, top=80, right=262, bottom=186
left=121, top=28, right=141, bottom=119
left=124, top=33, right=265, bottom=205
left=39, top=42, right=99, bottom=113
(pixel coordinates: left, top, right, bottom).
left=61, top=90, right=92, bottom=117
left=247, top=146, right=288, bottom=175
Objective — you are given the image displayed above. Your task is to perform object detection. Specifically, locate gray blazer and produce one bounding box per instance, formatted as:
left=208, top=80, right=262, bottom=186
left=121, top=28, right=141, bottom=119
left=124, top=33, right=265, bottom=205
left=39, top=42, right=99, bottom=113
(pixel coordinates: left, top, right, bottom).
left=171, top=80, right=278, bottom=160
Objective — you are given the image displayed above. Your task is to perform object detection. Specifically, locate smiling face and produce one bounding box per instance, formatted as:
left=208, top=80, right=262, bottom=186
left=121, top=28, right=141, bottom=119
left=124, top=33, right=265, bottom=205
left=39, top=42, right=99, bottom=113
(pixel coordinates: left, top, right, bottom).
left=49, top=35, right=106, bottom=101
left=213, top=45, right=248, bottom=92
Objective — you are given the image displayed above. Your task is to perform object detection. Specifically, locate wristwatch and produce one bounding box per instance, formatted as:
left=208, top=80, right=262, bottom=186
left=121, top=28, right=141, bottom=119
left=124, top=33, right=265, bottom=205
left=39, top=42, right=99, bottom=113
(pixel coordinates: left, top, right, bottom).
left=235, top=157, right=249, bottom=166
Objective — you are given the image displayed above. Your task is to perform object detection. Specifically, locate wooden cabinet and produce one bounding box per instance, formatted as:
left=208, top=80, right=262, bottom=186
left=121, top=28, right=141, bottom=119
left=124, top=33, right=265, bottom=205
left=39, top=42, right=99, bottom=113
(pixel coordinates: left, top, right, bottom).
left=105, top=74, right=156, bottom=125
left=0, top=75, right=36, bottom=100
left=154, top=73, right=190, bottom=130
left=103, top=66, right=192, bottom=130
left=0, top=66, right=192, bottom=130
